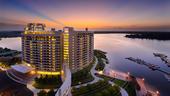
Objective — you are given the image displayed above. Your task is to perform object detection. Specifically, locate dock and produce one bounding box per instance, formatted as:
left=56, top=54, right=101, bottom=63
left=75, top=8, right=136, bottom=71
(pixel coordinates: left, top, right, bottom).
left=125, top=57, right=170, bottom=76
left=153, top=53, right=170, bottom=67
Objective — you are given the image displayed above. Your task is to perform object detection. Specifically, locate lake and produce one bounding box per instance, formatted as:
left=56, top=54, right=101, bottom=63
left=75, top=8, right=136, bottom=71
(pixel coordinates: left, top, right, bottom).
left=95, top=34, right=170, bottom=96
left=0, top=34, right=170, bottom=96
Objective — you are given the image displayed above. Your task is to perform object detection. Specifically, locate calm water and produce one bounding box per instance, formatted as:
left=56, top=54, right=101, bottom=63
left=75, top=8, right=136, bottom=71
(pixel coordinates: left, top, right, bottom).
left=94, top=34, right=170, bottom=96
left=0, top=34, right=170, bottom=96
left=0, top=37, right=21, bottom=51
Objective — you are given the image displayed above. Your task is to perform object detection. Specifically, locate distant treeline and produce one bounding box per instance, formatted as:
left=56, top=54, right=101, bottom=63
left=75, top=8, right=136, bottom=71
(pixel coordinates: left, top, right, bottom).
left=94, top=31, right=170, bottom=34
left=1, top=31, right=170, bottom=40
left=0, top=31, right=22, bottom=38
left=125, top=32, right=170, bottom=40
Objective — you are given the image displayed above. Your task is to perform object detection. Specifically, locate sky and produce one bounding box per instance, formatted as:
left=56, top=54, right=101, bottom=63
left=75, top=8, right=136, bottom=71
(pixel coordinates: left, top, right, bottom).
left=0, top=0, right=170, bottom=31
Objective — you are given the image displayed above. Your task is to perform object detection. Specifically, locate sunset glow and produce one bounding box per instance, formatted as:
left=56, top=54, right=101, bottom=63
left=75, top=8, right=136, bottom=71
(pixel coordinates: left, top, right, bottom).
left=0, top=0, right=170, bottom=30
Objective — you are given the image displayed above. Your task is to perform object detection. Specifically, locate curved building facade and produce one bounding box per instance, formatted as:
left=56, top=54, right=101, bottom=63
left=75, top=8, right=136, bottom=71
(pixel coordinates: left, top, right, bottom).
left=22, top=23, right=94, bottom=74
left=63, top=27, right=94, bottom=72
left=22, top=23, right=63, bottom=74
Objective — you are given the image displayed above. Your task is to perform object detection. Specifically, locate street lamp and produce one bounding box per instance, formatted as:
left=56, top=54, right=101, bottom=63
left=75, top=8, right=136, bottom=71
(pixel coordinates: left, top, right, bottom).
left=127, top=72, right=130, bottom=75
left=98, top=71, right=103, bottom=75
left=27, top=64, right=31, bottom=67
left=30, top=70, right=36, bottom=74
left=142, top=78, right=145, bottom=81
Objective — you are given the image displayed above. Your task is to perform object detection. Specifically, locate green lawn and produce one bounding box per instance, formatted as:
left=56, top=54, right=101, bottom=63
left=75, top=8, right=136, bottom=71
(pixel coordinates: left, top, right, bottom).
left=72, top=49, right=109, bottom=86
left=95, top=73, right=114, bottom=81
left=72, top=49, right=136, bottom=96
left=114, top=79, right=126, bottom=87
left=124, top=82, right=137, bottom=96
left=71, top=59, right=95, bottom=86
left=72, top=80, right=121, bottom=96
left=94, top=50, right=107, bottom=60
left=95, top=73, right=137, bottom=96
left=95, top=58, right=105, bottom=71
left=94, top=49, right=108, bottom=71
left=95, top=73, right=126, bottom=87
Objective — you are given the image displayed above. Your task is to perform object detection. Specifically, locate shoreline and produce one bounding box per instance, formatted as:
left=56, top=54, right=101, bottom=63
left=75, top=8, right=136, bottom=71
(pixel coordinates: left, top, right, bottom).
left=95, top=50, right=160, bottom=96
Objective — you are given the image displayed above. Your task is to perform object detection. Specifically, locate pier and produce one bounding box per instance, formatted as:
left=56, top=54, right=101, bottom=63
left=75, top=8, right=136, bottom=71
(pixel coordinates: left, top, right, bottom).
left=153, top=53, right=170, bottom=67
left=125, top=57, right=170, bottom=76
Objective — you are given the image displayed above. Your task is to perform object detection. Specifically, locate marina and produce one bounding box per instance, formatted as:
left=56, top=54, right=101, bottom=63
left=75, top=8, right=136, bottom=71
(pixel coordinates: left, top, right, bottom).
left=125, top=57, right=170, bottom=76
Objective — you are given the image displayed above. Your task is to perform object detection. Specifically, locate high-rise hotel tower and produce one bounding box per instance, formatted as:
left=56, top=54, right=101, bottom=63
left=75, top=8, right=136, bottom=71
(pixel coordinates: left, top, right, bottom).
left=63, top=27, right=94, bottom=72
left=22, top=23, right=93, bottom=74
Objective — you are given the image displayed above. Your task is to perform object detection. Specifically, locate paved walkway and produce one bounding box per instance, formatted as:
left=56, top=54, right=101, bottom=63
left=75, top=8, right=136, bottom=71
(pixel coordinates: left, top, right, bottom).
left=73, top=57, right=129, bottom=96
left=108, top=80, right=128, bottom=96
left=120, top=87, right=129, bottom=96
left=104, top=64, right=130, bottom=81
left=136, top=78, right=147, bottom=96
left=27, top=81, right=58, bottom=96
left=104, top=64, right=129, bottom=96
left=27, top=82, right=40, bottom=96
left=72, top=56, right=160, bottom=96
left=0, top=66, right=7, bottom=71
left=136, top=78, right=159, bottom=96
left=73, top=57, right=103, bottom=88
left=90, top=57, right=103, bottom=83
left=104, top=65, right=160, bottom=96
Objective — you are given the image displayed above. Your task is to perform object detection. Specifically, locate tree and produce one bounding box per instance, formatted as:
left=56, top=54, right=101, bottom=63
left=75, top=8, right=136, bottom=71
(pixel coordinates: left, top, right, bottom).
left=94, top=93, right=103, bottom=96
left=47, top=89, right=55, bottom=96
left=37, top=90, right=47, bottom=96
left=101, top=89, right=110, bottom=96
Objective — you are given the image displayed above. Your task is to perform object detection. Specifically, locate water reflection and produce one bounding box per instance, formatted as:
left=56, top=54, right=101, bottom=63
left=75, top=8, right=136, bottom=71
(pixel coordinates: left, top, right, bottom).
left=94, top=34, right=170, bottom=96
left=0, top=37, right=21, bottom=51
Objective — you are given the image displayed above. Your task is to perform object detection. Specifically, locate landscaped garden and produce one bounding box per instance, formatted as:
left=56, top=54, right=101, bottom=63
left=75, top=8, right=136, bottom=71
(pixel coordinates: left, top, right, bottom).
left=122, top=76, right=140, bottom=96
left=72, top=50, right=109, bottom=86
left=0, top=57, right=22, bottom=67
left=94, top=50, right=109, bottom=71
left=0, top=47, right=22, bottom=68
left=37, top=89, right=56, bottom=96
left=72, top=49, right=138, bottom=96
left=71, top=59, right=95, bottom=86
left=72, top=80, right=121, bottom=96
left=33, top=75, right=62, bottom=89
left=0, top=47, right=21, bottom=57
left=95, top=73, right=137, bottom=96
left=123, top=82, right=137, bottom=96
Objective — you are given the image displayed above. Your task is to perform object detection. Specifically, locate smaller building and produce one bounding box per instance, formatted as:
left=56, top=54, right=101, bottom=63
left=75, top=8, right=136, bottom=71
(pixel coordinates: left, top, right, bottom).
left=6, top=64, right=36, bottom=85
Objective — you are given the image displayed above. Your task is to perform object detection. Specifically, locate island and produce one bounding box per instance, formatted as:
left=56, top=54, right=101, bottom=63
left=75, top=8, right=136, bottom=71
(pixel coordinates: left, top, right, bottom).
left=125, top=32, right=170, bottom=40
